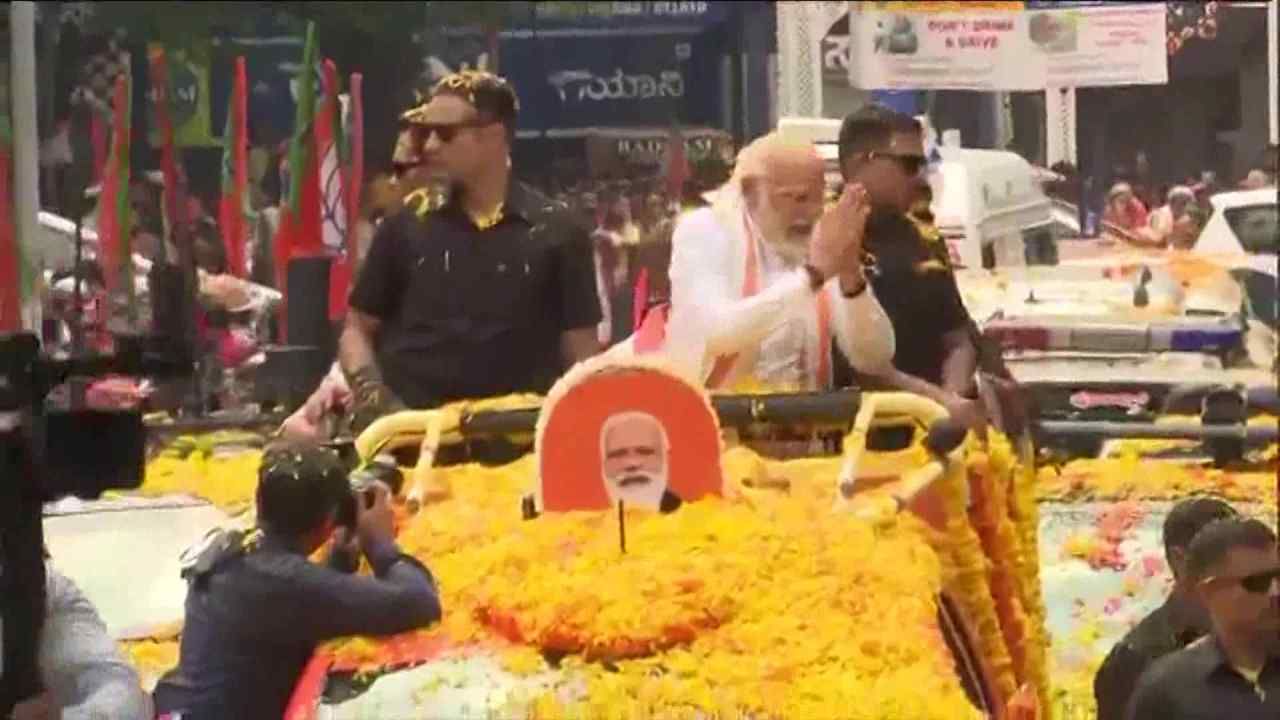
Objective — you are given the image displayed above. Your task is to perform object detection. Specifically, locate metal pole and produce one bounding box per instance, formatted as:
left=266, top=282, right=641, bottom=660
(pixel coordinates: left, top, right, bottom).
left=10, top=2, right=42, bottom=329
left=1269, top=0, right=1278, bottom=145
left=1035, top=420, right=1279, bottom=443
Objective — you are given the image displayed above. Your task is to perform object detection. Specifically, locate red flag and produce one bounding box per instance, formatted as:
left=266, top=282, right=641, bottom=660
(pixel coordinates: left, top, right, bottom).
left=97, top=74, right=133, bottom=312
left=219, top=56, right=250, bottom=276
left=664, top=125, right=689, bottom=200
left=0, top=112, right=25, bottom=331
left=632, top=267, right=649, bottom=332
left=274, top=22, right=320, bottom=337
left=329, top=72, right=363, bottom=321
left=148, top=47, right=183, bottom=261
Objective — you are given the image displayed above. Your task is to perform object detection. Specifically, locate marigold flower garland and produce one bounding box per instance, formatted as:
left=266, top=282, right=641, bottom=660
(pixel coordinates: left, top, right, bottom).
left=326, top=452, right=989, bottom=719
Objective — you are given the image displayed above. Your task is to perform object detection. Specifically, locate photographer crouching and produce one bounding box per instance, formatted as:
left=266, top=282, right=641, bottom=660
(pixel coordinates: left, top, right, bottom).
left=152, top=442, right=441, bottom=720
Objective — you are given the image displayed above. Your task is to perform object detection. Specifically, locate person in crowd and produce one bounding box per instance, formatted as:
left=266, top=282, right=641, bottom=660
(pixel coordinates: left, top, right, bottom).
left=618, top=131, right=895, bottom=396
left=338, top=70, right=601, bottom=434
left=1094, top=497, right=1240, bottom=720
left=1148, top=186, right=1196, bottom=247
left=1239, top=169, right=1272, bottom=190
left=1125, top=517, right=1279, bottom=719
left=1103, top=182, right=1151, bottom=235
left=2, top=565, right=152, bottom=720
left=836, top=105, right=984, bottom=431
left=152, top=442, right=441, bottom=720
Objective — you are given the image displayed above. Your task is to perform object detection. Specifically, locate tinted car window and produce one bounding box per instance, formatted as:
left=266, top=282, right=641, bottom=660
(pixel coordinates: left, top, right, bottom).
left=1224, top=204, right=1278, bottom=254
left=1234, top=269, right=1278, bottom=329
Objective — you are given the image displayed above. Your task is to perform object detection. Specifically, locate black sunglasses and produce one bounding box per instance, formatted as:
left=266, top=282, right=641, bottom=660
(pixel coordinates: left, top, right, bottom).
left=1205, top=569, right=1280, bottom=593
left=411, top=119, right=495, bottom=144
left=866, top=151, right=928, bottom=176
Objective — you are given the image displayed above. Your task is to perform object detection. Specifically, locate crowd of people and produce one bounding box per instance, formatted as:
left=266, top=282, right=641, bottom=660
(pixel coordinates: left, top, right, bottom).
left=1056, top=159, right=1277, bottom=249
left=15, top=67, right=1278, bottom=720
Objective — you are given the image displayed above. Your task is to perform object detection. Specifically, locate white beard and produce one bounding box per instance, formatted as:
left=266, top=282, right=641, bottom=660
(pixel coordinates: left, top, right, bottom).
left=604, top=469, right=670, bottom=509
left=768, top=237, right=809, bottom=267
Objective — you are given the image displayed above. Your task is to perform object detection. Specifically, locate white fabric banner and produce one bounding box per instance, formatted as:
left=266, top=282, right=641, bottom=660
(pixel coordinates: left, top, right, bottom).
left=1036, top=3, right=1168, bottom=88
left=848, top=2, right=1167, bottom=91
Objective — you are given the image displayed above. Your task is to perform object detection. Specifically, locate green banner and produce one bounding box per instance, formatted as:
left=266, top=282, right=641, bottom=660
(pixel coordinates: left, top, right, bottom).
left=148, top=41, right=216, bottom=148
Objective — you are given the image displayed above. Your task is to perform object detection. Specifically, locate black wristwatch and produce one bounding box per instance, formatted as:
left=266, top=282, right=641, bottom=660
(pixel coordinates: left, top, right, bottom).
left=841, top=276, right=869, bottom=299
left=802, top=263, right=825, bottom=292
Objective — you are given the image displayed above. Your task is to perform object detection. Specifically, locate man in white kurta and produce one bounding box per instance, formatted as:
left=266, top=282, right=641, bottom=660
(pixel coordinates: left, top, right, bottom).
left=622, top=133, right=896, bottom=393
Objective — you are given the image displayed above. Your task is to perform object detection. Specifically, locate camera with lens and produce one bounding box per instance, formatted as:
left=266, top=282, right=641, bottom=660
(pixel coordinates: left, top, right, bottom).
left=336, top=455, right=404, bottom=529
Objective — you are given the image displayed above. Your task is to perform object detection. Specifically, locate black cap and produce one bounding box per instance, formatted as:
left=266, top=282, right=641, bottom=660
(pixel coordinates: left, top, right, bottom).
left=402, top=70, right=520, bottom=133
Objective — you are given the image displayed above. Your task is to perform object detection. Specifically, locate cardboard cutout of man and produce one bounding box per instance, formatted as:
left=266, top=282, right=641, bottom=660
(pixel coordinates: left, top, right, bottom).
left=600, top=412, right=682, bottom=512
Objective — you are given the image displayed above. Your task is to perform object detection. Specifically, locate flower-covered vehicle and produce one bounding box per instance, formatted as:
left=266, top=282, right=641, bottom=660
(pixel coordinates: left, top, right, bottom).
left=110, top=343, right=1278, bottom=720
left=261, top=359, right=1054, bottom=720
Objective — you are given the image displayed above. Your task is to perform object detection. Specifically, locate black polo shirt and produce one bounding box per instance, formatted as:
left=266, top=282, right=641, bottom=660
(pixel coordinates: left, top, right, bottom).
left=349, top=182, right=601, bottom=408
left=1094, top=593, right=1209, bottom=720
left=1125, top=636, right=1280, bottom=720
left=861, top=211, right=972, bottom=387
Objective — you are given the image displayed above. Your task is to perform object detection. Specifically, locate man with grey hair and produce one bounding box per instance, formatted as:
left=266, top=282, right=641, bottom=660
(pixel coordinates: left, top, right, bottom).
left=600, top=412, right=681, bottom=512
left=1149, top=186, right=1196, bottom=247
left=619, top=131, right=896, bottom=393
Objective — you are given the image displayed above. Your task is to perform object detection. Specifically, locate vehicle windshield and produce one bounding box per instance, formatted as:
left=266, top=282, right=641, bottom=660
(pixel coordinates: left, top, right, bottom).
left=1224, top=204, right=1278, bottom=254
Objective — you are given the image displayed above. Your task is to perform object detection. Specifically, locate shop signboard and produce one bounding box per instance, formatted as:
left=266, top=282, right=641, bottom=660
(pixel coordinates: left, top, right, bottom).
left=848, top=1, right=1167, bottom=90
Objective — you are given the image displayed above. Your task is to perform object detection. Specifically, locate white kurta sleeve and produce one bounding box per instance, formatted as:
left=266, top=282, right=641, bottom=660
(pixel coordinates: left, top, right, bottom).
left=668, top=209, right=814, bottom=359
left=828, top=282, right=896, bottom=376
left=40, top=569, right=152, bottom=720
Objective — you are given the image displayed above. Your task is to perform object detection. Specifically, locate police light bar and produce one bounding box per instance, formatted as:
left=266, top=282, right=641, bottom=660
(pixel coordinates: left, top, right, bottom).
left=984, top=319, right=1243, bottom=354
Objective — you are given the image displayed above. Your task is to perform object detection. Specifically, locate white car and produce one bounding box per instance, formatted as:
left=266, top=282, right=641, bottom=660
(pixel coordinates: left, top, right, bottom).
left=1196, top=189, right=1277, bottom=311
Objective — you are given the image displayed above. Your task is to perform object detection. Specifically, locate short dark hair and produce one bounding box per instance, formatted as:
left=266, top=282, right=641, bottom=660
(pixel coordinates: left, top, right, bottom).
left=255, top=441, right=350, bottom=538
left=1184, top=517, right=1277, bottom=581
left=1163, top=497, right=1238, bottom=561
left=838, top=103, right=922, bottom=169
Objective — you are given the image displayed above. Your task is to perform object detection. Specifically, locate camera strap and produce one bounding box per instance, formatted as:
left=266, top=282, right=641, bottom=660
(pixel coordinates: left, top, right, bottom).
left=178, top=528, right=261, bottom=590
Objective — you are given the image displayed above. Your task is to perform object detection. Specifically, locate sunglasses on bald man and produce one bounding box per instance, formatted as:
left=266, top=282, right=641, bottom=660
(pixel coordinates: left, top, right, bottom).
left=856, top=150, right=928, bottom=176
left=1202, top=568, right=1280, bottom=593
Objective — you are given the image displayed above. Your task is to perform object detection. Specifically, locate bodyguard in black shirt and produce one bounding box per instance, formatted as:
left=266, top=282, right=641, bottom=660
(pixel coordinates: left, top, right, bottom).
left=835, top=105, right=984, bottom=432
left=1094, top=497, right=1239, bottom=720
left=1126, top=518, right=1280, bottom=720
left=340, top=71, right=601, bottom=431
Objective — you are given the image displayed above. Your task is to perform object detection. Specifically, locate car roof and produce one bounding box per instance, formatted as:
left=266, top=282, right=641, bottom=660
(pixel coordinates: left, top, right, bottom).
left=1210, top=188, right=1276, bottom=210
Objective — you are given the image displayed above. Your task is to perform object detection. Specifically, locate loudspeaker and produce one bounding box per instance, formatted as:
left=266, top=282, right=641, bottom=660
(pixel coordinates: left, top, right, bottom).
left=286, top=256, right=334, bottom=357
left=149, top=262, right=191, bottom=358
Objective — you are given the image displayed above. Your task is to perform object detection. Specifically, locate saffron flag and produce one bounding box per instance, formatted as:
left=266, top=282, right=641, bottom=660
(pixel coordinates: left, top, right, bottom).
left=274, top=22, right=320, bottom=335
left=0, top=102, right=31, bottom=332
left=329, top=72, right=363, bottom=321
left=97, top=74, right=134, bottom=318
left=219, top=56, right=250, bottom=277
left=148, top=47, right=181, bottom=263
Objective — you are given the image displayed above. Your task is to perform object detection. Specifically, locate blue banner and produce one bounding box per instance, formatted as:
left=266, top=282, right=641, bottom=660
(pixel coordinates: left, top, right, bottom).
left=869, top=90, right=920, bottom=116
left=496, top=32, right=723, bottom=134
left=523, top=1, right=729, bottom=29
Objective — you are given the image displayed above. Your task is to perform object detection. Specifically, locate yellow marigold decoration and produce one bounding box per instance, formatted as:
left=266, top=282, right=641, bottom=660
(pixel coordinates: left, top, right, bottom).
left=135, top=435, right=262, bottom=513
left=1037, top=455, right=1278, bottom=506
left=1007, top=434, right=1053, bottom=717
left=326, top=451, right=990, bottom=718
left=119, top=640, right=180, bottom=691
